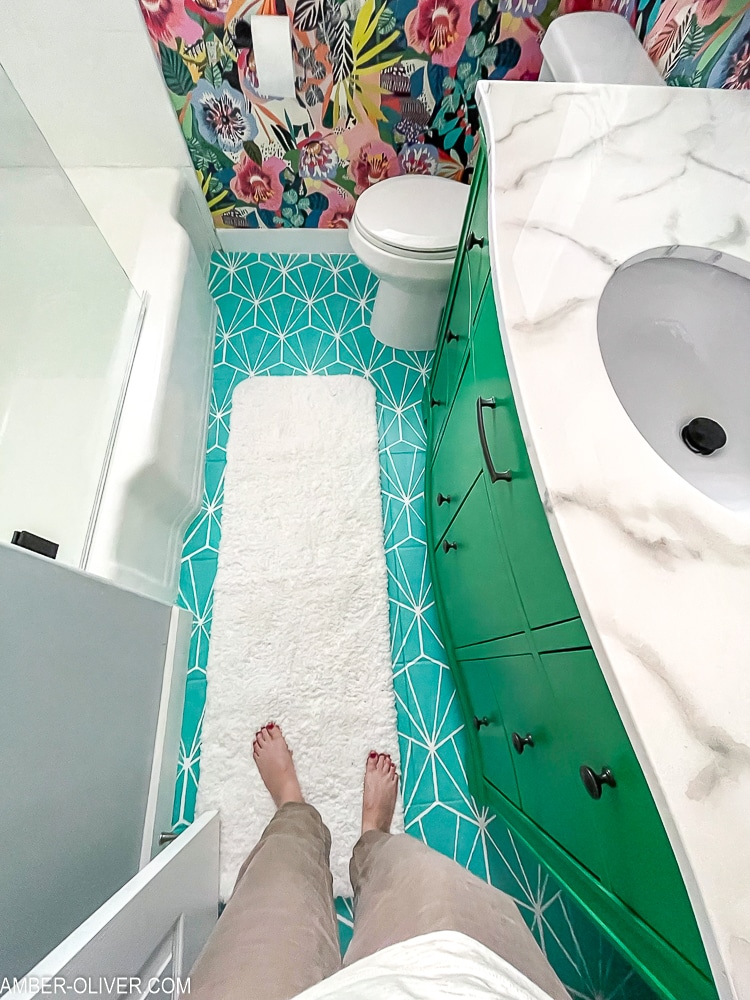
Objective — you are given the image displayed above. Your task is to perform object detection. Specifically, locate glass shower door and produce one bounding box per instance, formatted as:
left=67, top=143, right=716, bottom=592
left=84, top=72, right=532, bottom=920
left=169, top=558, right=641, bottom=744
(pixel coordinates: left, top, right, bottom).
left=0, top=63, right=142, bottom=567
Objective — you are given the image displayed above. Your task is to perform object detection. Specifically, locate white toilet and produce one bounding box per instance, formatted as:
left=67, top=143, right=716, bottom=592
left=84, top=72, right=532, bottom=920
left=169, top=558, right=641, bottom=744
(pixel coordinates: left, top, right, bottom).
left=348, top=175, right=469, bottom=352
left=349, top=12, right=663, bottom=353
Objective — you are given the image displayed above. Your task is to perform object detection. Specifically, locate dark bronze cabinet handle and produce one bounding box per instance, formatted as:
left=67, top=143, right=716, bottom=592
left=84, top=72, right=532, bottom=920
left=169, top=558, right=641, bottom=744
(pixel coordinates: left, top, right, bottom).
left=580, top=765, right=616, bottom=800
left=446, top=330, right=459, bottom=342
left=476, top=397, right=512, bottom=483
left=467, top=231, right=486, bottom=251
left=430, top=396, right=443, bottom=408
left=436, top=493, right=450, bottom=506
left=442, top=539, right=457, bottom=553
left=512, top=732, right=534, bottom=754
left=473, top=715, right=490, bottom=730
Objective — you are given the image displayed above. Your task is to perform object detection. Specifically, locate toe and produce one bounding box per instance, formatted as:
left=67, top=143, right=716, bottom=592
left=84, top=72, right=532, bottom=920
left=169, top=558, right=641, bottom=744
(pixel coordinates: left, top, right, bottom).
left=378, top=754, right=390, bottom=773
left=366, top=751, right=378, bottom=771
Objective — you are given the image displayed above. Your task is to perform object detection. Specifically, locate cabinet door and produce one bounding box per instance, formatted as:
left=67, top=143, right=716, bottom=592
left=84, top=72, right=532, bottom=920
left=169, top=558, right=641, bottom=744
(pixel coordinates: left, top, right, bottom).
left=430, top=347, right=478, bottom=541
left=542, top=650, right=709, bottom=975
left=472, top=289, right=579, bottom=630
left=433, top=475, right=525, bottom=648
left=458, top=659, right=519, bottom=805
left=482, top=652, right=606, bottom=881
left=428, top=263, right=472, bottom=448
left=466, top=156, right=490, bottom=322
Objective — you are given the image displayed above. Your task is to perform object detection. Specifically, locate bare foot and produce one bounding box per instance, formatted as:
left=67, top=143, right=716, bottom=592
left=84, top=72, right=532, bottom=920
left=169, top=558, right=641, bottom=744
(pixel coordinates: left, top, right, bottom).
left=361, top=752, right=398, bottom=834
left=252, top=723, right=304, bottom=808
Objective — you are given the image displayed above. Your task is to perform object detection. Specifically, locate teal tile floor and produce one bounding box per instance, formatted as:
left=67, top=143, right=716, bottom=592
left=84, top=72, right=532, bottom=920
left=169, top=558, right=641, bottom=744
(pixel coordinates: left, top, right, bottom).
left=173, top=252, right=657, bottom=1000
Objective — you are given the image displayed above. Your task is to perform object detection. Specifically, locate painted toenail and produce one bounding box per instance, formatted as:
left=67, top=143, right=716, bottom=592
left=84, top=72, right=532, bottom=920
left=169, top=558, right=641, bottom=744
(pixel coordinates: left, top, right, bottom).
left=369, top=751, right=377, bottom=759
left=268, top=722, right=275, bottom=729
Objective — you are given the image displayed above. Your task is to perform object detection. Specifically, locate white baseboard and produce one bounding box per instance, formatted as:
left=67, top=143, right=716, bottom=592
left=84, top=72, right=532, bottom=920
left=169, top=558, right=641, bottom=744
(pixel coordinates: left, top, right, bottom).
left=216, top=227, right=352, bottom=255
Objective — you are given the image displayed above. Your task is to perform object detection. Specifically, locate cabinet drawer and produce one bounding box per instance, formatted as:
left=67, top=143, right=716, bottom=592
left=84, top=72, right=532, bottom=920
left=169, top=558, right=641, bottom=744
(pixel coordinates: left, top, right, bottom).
left=465, top=157, right=490, bottom=323
left=481, top=651, right=606, bottom=881
left=472, top=289, right=579, bottom=630
left=428, top=273, right=472, bottom=447
left=433, top=475, right=525, bottom=648
left=458, top=658, right=519, bottom=805
left=429, top=349, right=479, bottom=540
left=542, top=649, right=709, bottom=975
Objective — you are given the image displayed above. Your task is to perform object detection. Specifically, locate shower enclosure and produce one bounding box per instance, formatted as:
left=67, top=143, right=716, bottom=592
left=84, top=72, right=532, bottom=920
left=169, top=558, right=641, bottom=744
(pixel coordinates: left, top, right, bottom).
left=0, top=63, right=143, bottom=567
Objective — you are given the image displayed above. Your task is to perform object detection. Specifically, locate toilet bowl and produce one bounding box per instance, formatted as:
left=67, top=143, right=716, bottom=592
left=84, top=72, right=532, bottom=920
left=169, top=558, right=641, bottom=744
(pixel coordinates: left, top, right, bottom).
left=348, top=174, right=470, bottom=352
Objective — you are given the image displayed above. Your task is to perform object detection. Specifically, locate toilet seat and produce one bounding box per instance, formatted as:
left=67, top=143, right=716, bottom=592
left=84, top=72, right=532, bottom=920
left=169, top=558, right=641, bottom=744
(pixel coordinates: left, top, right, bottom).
left=353, top=175, right=470, bottom=258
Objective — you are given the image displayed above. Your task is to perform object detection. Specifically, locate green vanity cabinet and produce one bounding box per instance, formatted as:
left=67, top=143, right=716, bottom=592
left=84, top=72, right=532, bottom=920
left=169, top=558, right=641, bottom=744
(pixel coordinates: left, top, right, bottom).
left=542, top=648, right=709, bottom=976
left=463, top=645, right=608, bottom=884
left=458, top=656, right=519, bottom=805
left=472, top=290, right=579, bottom=631
left=425, top=148, right=717, bottom=1000
left=432, top=474, right=526, bottom=647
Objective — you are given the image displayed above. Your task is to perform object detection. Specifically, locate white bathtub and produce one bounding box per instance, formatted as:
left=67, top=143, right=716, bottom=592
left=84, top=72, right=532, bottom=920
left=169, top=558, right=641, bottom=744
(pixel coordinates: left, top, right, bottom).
left=79, top=171, right=218, bottom=605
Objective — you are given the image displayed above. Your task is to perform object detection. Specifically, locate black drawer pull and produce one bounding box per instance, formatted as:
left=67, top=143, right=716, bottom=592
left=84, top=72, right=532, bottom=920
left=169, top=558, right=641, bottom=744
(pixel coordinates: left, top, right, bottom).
left=477, top=397, right=512, bottom=483
left=580, top=765, right=616, bottom=800
left=446, top=330, right=459, bottom=342
left=473, top=715, right=490, bottom=730
left=467, top=231, right=486, bottom=251
left=512, top=732, right=534, bottom=754
left=430, top=396, right=443, bottom=408
left=436, top=493, right=450, bottom=506
left=441, top=539, right=457, bottom=553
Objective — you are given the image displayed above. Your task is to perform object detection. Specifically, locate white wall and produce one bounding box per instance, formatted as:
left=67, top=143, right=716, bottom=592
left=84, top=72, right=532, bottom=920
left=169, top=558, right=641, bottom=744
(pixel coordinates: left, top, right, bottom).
left=0, top=542, right=181, bottom=982
left=0, top=0, right=219, bottom=277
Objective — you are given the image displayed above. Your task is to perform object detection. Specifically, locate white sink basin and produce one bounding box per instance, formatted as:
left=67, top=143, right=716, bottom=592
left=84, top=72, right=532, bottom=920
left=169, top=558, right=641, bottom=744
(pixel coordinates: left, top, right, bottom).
left=597, top=246, right=750, bottom=514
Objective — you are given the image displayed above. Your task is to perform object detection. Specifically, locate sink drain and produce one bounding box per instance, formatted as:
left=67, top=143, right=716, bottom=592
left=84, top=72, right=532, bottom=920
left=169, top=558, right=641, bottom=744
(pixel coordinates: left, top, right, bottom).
left=681, top=417, right=727, bottom=456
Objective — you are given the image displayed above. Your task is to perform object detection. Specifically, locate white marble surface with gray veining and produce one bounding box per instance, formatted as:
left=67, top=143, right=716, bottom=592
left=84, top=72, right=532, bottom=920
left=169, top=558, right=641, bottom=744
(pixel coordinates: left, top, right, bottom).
left=477, top=80, right=750, bottom=1000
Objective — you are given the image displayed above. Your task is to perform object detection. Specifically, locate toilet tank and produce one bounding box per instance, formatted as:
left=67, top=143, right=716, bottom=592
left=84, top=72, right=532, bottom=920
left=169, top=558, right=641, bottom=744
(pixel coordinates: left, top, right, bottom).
left=539, top=12, right=665, bottom=85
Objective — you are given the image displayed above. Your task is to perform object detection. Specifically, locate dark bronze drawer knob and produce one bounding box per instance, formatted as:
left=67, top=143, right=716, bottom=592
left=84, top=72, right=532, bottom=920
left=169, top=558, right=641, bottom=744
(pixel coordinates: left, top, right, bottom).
left=441, top=539, right=457, bottom=553
left=466, top=231, right=486, bottom=251
left=580, top=765, right=616, bottom=800
left=473, top=715, right=490, bottom=730
left=446, top=330, right=459, bottom=342
left=512, top=732, right=534, bottom=754
left=436, top=493, right=450, bottom=506
left=430, top=396, right=443, bottom=408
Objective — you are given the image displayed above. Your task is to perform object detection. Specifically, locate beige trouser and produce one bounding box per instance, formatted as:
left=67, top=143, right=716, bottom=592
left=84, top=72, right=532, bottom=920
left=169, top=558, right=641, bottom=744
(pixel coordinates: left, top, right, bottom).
left=188, top=802, right=570, bottom=1000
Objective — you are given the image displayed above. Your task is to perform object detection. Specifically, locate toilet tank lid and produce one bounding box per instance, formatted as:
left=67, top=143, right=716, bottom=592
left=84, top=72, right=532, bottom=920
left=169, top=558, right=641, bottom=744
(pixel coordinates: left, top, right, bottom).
left=541, top=12, right=664, bottom=86
left=355, top=175, right=470, bottom=254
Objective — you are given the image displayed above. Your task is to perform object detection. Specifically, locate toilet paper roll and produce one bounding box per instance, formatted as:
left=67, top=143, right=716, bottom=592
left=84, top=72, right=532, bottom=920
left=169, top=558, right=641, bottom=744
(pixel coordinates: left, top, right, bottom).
left=250, top=14, right=296, bottom=100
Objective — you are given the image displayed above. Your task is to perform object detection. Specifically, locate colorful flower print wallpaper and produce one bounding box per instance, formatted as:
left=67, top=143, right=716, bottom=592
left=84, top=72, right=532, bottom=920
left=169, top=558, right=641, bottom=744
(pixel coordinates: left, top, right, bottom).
left=139, top=0, right=750, bottom=229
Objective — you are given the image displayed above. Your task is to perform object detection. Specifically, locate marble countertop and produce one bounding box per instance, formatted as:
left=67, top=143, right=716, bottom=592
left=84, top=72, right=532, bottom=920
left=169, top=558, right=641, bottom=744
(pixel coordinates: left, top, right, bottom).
left=477, top=80, right=750, bottom=1000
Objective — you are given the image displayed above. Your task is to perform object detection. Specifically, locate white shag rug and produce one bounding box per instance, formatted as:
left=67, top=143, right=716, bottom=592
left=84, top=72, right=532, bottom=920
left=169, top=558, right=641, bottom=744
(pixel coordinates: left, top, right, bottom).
left=197, top=375, right=403, bottom=899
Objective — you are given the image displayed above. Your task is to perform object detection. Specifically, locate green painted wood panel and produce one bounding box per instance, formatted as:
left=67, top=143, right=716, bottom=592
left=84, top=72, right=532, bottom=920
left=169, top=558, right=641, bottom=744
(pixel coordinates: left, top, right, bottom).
left=429, top=260, right=473, bottom=449
left=457, top=631, right=532, bottom=659
left=532, top=617, right=589, bottom=652
left=432, top=475, right=526, bottom=647
left=542, top=650, right=710, bottom=977
left=482, top=651, right=606, bottom=882
left=459, top=658, right=519, bottom=805
left=466, top=156, right=490, bottom=323
left=429, top=348, right=477, bottom=541
left=471, top=288, right=579, bottom=630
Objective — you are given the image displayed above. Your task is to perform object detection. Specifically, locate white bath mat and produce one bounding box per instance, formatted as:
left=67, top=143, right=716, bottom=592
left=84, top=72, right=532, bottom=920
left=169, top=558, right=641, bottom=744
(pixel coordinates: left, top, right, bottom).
left=197, top=375, right=403, bottom=899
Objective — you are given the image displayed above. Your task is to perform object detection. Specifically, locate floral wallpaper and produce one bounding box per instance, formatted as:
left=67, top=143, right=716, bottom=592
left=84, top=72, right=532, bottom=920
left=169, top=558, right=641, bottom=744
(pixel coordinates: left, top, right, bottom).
left=139, top=0, right=750, bottom=229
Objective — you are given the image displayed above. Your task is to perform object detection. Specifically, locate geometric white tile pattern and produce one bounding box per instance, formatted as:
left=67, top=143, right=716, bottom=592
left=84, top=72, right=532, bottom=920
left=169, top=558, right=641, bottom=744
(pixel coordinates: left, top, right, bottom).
left=174, top=252, right=657, bottom=999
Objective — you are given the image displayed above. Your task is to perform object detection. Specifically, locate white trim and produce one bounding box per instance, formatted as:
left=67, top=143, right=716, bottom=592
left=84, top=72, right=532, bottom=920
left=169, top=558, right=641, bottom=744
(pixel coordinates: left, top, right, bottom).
left=7, top=812, right=220, bottom=1000
left=140, top=606, right=192, bottom=868
left=217, top=227, right=352, bottom=255
left=80, top=293, right=147, bottom=573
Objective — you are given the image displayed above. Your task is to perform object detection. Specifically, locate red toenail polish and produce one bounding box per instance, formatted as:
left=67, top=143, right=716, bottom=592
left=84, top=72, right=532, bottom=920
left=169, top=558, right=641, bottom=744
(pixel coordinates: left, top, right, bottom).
left=268, top=722, right=274, bottom=729
left=369, top=751, right=377, bottom=759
